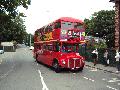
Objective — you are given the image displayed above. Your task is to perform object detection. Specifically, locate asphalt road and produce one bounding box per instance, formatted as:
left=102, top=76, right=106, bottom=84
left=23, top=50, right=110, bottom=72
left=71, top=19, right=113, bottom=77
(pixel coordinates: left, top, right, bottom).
left=0, top=46, right=120, bottom=90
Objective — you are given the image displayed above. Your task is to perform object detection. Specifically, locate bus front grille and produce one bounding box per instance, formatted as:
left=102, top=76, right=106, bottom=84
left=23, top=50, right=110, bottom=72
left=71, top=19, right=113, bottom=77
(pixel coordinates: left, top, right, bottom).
left=68, top=58, right=81, bottom=69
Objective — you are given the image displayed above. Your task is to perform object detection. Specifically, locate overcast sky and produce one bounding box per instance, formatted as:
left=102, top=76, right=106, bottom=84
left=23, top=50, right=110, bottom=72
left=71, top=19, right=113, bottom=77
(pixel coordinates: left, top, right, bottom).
left=20, top=0, right=114, bottom=34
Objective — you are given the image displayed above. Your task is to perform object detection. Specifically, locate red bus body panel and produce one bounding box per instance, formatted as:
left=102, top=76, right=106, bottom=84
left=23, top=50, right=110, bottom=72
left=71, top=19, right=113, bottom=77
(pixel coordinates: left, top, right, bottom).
left=33, top=17, right=85, bottom=70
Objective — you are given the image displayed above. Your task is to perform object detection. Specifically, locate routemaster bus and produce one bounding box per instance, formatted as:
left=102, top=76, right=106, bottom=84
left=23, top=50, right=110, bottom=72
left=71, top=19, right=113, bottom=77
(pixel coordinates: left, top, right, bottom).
left=33, top=17, right=86, bottom=73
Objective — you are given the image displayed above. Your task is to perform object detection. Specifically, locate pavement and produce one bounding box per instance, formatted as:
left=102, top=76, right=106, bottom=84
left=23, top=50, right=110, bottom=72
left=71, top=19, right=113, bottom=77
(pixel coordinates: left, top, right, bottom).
left=85, top=61, right=120, bottom=76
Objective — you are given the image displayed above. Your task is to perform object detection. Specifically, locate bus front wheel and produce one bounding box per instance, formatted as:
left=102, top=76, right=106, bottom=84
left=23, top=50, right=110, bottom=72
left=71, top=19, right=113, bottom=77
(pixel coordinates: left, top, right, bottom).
left=52, top=60, right=61, bottom=73
left=78, top=67, right=83, bottom=71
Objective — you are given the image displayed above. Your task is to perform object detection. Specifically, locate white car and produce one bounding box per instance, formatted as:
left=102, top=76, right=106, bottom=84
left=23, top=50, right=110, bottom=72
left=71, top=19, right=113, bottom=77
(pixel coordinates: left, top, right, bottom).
left=0, top=50, right=4, bottom=54
left=29, top=46, right=34, bottom=50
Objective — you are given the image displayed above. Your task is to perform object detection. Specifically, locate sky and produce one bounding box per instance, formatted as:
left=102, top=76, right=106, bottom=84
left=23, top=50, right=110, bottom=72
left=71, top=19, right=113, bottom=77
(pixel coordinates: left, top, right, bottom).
left=19, top=0, right=115, bottom=34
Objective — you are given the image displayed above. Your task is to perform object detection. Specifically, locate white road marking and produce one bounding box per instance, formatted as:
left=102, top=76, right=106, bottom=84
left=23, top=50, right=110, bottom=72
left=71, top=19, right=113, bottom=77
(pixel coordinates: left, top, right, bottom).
left=108, top=78, right=120, bottom=83
left=102, top=78, right=106, bottom=81
left=90, top=69, right=98, bottom=72
left=83, top=76, right=89, bottom=80
left=118, top=83, right=120, bottom=85
left=38, top=70, right=49, bottom=90
left=112, top=78, right=117, bottom=80
left=106, top=85, right=118, bottom=90
left=85, top=66, right=98, bottom=72
left=83, top=76, right=95, bottom=82
left=89, top=78, right=95, bottom=82
left=85, top=66, right=93, bottom=69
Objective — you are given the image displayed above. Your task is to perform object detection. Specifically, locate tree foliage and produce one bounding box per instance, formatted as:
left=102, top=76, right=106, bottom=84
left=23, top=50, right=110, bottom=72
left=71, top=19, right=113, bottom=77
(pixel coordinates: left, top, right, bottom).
left=84, top=10, right=115, bottom=48
left=24, top=33, right=34, bottom=46
left=0, top=0, right=30, bottom=17
left=0, top=0, right=31, bottom=44
left=0, top=13, right=27, bottom=43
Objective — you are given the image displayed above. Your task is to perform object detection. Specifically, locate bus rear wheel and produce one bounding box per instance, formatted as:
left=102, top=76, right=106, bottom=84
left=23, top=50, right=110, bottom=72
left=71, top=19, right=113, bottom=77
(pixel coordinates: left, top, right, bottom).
left=35, top=54, right=38, bottom=62
left=52, top=61, right=61, bottom=73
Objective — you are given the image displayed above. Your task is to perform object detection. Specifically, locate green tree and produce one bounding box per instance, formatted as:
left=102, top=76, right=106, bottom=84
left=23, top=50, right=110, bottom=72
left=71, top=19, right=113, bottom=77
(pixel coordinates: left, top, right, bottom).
left=24, top=33, right=34, bottom=46
left=0, top=0, right=30, bottom=17
left=0, top=0, right=31, bottom=44
left=84, top=10, right=115, bottom=48
left=0, top=14, right=27, bottom=43
left=84, top=18, right=94, bottom=36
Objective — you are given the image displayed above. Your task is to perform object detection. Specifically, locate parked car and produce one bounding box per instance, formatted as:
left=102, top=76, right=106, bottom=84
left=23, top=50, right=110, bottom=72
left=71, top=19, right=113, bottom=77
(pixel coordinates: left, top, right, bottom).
left=0, top=49, right=4, bottom=54
left=29, top=46, right=34, bottom=50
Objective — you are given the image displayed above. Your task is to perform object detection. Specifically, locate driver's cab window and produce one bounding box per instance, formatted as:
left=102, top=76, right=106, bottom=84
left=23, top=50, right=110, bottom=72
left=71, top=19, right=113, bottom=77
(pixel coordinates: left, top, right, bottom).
left=47, top=45, right=53, bottom=51
left=53, top=42, right=60, bottom=52
left=61, top=43, right=79, bottom=53
left=43, top=44, right=47, bottom=50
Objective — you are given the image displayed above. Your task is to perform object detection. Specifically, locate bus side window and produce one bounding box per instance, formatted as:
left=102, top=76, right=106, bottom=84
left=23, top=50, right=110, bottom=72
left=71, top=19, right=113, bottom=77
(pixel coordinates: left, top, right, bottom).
left=43, top=44, right=47, bottom=50
left=49, top=25, right=53, bottom=32
left=55, top=45, right=59, bottom=52
left=46, top=25, right=51, bottom=33
left=54, top=22, right=61, bottom=29
left=45, top=26, right=48, bottom=33
left=56, top=42, right=60, bottom=52
left=47, top=45, right=53, bottom=51
left=39, top=45, right=41, bottom=49
left=37, top=45, right=40, bottom=49
left=42, top=27, right=45, bottom=34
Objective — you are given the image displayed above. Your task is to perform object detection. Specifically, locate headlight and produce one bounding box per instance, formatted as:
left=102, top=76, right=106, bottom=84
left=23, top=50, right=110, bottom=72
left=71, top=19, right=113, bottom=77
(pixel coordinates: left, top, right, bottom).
left=61, top=60, right=66, bottom=64
left=76, top=53, right=80, bottom=56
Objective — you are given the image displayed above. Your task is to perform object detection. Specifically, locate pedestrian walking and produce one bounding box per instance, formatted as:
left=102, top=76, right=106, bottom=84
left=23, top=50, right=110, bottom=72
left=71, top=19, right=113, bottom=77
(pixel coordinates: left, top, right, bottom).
left=92, top=49, right=98, bottom=66
left=104, top=49, right=109, bottom=66
left=115, top=50, right=120, bottom=73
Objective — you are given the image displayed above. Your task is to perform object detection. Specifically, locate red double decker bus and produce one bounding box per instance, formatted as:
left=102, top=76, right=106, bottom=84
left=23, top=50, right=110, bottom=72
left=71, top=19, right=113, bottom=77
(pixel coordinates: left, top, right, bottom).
left=33, top=17, right=86, bottom=72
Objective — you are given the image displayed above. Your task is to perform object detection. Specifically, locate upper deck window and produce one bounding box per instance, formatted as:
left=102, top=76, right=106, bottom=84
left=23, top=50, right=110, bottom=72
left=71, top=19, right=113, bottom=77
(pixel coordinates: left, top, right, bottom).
left=61, top=21, right=83, bottom=30
left=49, top=25, right=53, bottom=32
left=45, top=25, right=53, bottom=33
left=74, top=23, right=83, bottom=29
left=54, top=22, right=61, bottom=29
left=61, top=21, right=74, bottom=29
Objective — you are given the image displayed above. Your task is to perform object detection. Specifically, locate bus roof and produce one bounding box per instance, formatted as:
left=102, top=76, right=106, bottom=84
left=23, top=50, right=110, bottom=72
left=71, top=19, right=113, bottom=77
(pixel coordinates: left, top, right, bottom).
left=56, top=17, right=83, bottom=23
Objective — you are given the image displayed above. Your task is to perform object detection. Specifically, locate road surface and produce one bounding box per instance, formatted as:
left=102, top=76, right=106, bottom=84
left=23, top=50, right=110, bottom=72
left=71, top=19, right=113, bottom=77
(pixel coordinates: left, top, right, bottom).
left=0, top=46, right=120, bottom=90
